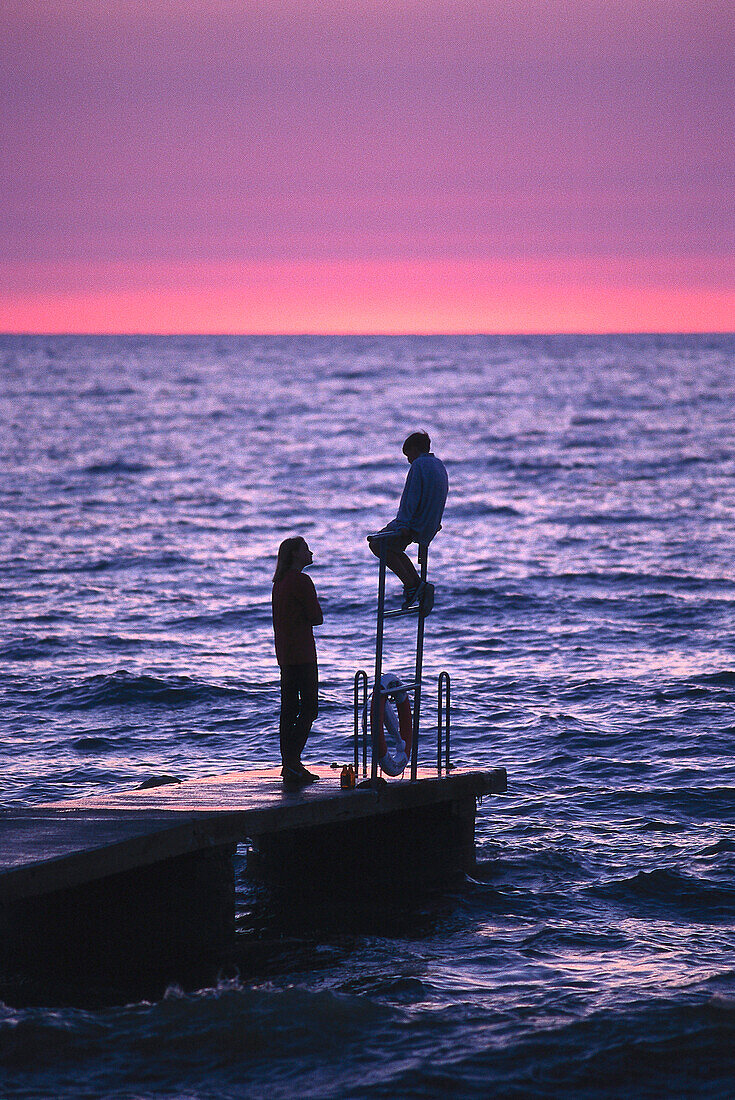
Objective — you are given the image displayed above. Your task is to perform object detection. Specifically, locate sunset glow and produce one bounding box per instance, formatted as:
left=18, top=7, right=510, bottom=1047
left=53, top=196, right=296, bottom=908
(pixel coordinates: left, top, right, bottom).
left=2, top=0, right=733, bottom=333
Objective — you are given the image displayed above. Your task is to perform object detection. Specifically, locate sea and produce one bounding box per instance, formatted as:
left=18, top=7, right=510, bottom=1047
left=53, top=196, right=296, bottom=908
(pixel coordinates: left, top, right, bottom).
left=1, top=333, right=734, bottom=1098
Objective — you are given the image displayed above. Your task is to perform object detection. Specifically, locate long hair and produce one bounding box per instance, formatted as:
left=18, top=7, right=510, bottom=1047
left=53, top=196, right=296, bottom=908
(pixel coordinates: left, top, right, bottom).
left=273, top=536, right=306, bottom=584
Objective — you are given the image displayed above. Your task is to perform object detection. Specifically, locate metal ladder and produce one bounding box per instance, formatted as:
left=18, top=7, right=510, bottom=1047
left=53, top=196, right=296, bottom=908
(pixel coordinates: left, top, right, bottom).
left=353, top=534, right=449, bottom=782
left=373, top=535, right=428, bottom=781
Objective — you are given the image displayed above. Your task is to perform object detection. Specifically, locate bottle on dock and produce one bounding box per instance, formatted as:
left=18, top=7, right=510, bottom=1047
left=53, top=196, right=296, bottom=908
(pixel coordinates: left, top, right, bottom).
left=340, top=765, right=356, bottom=789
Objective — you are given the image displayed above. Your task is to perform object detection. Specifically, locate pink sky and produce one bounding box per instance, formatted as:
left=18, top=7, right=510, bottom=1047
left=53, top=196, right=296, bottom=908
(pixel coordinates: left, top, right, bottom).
left=1, top=0, right=733, bottom=333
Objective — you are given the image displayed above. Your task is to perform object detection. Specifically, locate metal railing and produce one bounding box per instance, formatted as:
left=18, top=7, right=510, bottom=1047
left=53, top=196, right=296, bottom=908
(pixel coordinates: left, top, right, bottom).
left=353, top=669, right=368, bottom=775
left=352, top=668, right=452, bottom=779
left=438, top=671, right=451, bottom=774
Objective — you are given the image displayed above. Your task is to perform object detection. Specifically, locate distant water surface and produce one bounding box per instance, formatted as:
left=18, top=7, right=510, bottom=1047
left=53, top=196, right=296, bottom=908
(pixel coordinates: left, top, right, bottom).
left=1, top=334, right=735, bottom=1097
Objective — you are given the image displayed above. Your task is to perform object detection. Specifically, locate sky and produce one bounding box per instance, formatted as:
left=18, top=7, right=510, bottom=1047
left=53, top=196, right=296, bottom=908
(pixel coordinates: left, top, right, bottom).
left=1, top=0, right=733, bottom=333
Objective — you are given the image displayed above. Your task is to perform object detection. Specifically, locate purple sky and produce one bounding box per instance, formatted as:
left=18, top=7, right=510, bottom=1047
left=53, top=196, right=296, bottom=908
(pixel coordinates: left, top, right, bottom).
left=2, top=0, right=733, bottom=331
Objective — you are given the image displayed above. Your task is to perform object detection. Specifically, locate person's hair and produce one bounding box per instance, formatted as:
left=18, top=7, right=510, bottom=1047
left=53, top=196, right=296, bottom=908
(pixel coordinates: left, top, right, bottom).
left=273, top=536, right=306, bottom=583
left=403, top=431, right=431, bottom=456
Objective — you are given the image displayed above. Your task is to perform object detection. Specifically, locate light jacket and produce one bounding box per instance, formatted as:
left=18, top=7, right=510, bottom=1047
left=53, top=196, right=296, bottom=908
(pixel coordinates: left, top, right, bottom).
left=385, top=452, right=449, bottom=546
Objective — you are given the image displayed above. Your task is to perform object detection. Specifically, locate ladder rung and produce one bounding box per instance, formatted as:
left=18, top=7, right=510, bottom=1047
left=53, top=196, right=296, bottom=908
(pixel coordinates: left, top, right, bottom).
left=384, top=605, right=421, bottom=618
left=379, top=681, right=420, bottom=696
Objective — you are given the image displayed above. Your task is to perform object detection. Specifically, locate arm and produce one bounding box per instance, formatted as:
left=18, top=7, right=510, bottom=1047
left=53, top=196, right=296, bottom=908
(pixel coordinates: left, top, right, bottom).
left=298, top=574, right=323, bottom=626
left=389, top=461, right=423, bottom=532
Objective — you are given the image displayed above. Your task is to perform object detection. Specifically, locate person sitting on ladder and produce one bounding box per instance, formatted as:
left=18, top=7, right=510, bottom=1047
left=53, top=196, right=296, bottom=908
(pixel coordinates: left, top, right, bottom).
left=367, top=431, right=449, bottom=611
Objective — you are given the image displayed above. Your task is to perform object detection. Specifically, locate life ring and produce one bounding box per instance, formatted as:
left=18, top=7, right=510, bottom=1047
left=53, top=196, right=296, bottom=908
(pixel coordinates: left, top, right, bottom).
left=370, top=673, right=413, bottom=776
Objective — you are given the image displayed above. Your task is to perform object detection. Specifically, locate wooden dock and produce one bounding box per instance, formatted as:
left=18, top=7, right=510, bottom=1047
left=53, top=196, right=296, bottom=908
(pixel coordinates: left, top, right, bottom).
left=0, top=765, right=507, bottom=982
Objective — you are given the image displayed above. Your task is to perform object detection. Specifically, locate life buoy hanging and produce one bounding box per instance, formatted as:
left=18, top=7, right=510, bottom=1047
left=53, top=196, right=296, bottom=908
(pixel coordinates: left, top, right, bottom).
left=369, top=673, right=413, bottom=776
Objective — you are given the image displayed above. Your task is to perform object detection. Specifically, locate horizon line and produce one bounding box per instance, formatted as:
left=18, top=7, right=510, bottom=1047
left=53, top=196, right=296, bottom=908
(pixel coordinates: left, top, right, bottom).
left=2, top=330, right=734, bottom=339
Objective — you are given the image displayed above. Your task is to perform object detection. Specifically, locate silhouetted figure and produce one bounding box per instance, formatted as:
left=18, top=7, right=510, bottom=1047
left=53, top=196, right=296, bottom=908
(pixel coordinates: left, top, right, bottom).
left=367, top=431, right=449, bottom=610
left=272, top=536, right=323, bottom=786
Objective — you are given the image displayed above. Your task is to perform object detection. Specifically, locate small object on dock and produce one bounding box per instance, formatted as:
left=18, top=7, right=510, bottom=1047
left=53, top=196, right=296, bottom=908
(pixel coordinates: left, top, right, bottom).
left=340, top=765, right=356, bottom=789
left=137, top=775, right=182, bottom=790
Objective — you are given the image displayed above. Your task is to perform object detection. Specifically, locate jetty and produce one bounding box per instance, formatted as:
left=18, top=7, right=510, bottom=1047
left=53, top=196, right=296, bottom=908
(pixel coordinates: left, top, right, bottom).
left=0, top=765, right=506, bottom=980
left=1, top=541, right=508, bottom=984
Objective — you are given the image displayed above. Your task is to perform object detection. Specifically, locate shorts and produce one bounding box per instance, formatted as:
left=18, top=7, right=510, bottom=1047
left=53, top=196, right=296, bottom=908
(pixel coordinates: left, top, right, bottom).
left=369, top=528, right=418, bottom=552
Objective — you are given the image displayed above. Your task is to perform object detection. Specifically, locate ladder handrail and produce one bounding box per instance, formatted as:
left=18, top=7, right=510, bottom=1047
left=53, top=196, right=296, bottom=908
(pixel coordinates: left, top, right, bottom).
left=353, top=670, right=368, bottom=776
left=371, top=540, right=388, bottom=781
left=410, top=543, right=428, bottom=780
left=438, top=670, right=451, bottom=773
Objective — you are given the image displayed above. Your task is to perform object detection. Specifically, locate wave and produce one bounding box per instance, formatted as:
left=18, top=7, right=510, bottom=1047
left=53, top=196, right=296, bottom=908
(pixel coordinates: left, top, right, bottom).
left=90, top=634, right=149, bottom=653
left=170, top=607, right=270, bottom=629
left=82, top=459, right=151, bottom=474
left=701, top=839, right=735, bottom=856
left=42, top=670, right=246, bottom=710
left=3, top=979, right=717, bottom=1099
left=0, top=635, right=67, bottom=661
left=450, top=502, right=523, bottom=518
left=461, top=586, right=545, bottom=609
left=476, top=845, right=592, bottom=879
left=550, top=510, right=664, bottom=526
left=555, top=570, right=735, bottom=590
left=599, top=788, right=735, bottom=824
left=0, top=979, right=397, bottom=1088
left=591, top=868, right=735, bottom=918
left=519, top=926, right=630, bottom=953
left=654, top=673, right=735, bottom=704
left=698, top=671, right=735, bottom=688
left=65, top=551, right=190, bottom=573
left=388, top=994, right=735, bottom=1099
left=71, top=736, right=116, bottom=752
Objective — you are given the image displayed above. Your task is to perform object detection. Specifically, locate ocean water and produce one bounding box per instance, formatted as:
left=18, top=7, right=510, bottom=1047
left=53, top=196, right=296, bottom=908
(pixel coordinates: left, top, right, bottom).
left=1, top=333, right=735, bottom=1098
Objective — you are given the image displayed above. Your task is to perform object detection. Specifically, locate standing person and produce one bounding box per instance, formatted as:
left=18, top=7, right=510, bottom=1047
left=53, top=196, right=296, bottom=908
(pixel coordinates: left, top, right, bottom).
left=367, top=430, right=449, bottom=611
left=272, top=536, right=323, bottom=786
